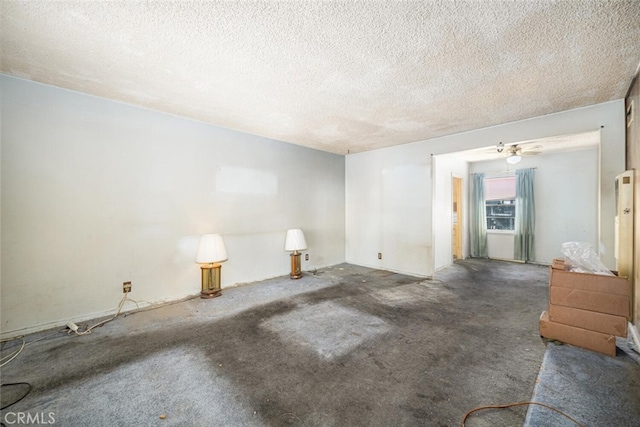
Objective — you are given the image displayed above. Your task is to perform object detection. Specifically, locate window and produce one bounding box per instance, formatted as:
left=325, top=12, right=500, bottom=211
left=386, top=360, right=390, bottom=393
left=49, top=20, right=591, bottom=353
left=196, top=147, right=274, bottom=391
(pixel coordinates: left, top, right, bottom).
left=485, top=176, right=516, bottom=231
left=486, top=199, right=515, bottom=230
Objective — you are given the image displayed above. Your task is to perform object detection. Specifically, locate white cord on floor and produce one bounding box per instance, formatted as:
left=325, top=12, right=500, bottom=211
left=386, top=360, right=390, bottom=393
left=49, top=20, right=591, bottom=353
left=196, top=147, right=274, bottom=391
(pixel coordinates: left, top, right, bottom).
left=1, top=295, right=140, bottom=367
left=1, top=329, right=71, bottom=367
left=70, top=293, right=137, bottom=336
left=0, top=337, right=26, bottom=367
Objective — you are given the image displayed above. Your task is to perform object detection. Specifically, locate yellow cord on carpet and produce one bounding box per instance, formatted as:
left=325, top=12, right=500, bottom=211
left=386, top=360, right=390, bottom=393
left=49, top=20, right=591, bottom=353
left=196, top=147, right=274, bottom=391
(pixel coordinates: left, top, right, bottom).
left=461, top=401, right=584, bottom=427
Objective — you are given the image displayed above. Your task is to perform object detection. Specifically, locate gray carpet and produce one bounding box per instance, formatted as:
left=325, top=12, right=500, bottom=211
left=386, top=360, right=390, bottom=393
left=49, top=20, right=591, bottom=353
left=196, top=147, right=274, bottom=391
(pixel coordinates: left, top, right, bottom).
left=2, top=260, right=552, bottom=426
left=524, top=337, right=640, bottom=427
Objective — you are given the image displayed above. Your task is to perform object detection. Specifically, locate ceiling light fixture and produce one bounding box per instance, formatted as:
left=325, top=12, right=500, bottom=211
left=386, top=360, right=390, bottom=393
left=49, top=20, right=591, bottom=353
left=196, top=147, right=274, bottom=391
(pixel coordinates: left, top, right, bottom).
left=506, top=154, right=521, bottom=164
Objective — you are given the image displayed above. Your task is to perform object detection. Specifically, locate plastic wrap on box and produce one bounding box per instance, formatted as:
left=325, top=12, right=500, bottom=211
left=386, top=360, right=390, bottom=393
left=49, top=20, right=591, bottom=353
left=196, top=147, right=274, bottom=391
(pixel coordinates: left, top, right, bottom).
left=560, top=242, right=613, bottom=276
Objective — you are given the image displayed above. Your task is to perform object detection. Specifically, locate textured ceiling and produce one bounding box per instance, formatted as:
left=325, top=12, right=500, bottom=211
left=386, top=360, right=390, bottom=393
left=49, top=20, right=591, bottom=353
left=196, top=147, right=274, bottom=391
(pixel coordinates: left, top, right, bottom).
left=2, top=1, right=640, bottom=155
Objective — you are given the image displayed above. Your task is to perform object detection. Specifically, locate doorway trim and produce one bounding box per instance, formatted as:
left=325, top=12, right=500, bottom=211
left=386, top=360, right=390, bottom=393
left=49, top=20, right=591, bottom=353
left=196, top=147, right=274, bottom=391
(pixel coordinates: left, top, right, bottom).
left=452, top=174, right=463, bottom=260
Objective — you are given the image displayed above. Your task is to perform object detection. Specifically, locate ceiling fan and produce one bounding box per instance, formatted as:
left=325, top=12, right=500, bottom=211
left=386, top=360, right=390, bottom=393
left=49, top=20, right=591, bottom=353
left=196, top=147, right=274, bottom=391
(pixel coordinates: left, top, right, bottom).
left=496, top=142, right=541, bottom=164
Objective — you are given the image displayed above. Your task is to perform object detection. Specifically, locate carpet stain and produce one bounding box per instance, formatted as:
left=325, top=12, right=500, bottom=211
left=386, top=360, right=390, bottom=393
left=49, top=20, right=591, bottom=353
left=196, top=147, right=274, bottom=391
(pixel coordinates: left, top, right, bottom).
left=1, top=260, right=551, bottom=426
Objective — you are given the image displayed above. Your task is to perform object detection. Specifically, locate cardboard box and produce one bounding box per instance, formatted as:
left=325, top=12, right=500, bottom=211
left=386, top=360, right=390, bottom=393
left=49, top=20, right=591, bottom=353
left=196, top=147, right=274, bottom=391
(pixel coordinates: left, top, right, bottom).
left=550, top=268, right=630, bottom=296
left=539, top=311, right=616, bottom=357
left=549, top=286, right=630, bottom=318
left=549, top=267, right=631, bottom=319
left=547, top=303, right=627, bottom=337
left=552, top=258, right=567, bottom=270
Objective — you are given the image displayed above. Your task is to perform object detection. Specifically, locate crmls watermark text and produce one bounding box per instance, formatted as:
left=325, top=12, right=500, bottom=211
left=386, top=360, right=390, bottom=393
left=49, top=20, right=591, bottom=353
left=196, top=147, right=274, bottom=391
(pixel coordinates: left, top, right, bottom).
left=2, top=412, right=56, bottom=425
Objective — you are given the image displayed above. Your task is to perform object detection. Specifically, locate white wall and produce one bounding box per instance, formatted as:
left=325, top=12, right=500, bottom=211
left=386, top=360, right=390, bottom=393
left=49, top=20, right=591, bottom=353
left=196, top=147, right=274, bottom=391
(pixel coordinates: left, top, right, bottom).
left=1, top=76, right=345, bottom=336
left=470, top=148, right=599, bottom=263
left=345, top=147, right=431, bottom=276
left=486, top=233, right=516, bottom=260
left=346, top=101, right=625, bottom=277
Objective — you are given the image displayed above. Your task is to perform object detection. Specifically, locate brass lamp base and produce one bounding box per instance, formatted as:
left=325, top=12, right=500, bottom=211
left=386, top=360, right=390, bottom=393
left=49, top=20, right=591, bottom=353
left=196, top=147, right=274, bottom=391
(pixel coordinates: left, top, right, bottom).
left=290, top=251, right=302, bottom=279
left=201, top=263, right=222, bottom=298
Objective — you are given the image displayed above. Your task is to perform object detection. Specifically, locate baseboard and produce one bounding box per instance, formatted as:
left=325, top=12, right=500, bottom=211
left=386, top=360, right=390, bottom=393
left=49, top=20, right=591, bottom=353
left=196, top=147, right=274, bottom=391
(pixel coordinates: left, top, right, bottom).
left=0, top=306, right=139, bottom=340
left=0, top=264, right=347, bottom=340
left=489, top=257, right=525, bottom=264
left=629, top=322, right=640, bottom=354
left=346, top=260, right=431, bottom=279
left=0, top=292, right=198, bottom=340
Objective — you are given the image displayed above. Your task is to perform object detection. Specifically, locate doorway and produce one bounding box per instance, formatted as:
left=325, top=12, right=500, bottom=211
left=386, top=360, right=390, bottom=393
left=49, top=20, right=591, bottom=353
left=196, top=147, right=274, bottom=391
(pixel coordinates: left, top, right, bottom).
left=452, top=175, right=463, bottom=260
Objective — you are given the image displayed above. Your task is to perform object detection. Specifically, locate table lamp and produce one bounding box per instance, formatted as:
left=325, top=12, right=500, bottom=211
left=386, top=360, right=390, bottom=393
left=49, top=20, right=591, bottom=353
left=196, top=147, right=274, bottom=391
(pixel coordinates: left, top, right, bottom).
left=284, top=228, right=307, bottom=279
left=196, top=234, right=228, bottom=298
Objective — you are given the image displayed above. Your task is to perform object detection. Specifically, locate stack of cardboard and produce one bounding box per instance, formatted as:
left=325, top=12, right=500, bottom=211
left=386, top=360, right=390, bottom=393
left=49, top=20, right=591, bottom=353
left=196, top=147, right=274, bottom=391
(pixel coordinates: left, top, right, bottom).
left=539, top=259, right=630, bottom=357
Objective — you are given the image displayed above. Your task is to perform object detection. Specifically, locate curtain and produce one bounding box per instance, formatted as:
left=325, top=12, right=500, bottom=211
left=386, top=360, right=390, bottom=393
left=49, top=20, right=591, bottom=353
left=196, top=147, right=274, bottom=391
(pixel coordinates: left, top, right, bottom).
left=471, top=173, right=488, bottom=258
left=514, top=168, right=535, bottom=262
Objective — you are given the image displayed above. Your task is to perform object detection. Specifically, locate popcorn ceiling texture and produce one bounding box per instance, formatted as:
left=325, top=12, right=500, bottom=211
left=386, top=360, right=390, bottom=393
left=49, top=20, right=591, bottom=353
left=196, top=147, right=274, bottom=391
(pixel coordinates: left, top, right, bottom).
left=1, top=1, right=639, bottom=154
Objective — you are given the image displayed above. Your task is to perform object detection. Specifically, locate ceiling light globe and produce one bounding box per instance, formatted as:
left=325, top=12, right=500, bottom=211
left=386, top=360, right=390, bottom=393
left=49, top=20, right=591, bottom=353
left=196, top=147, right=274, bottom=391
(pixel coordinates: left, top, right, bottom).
left=506, top=155, right=521, bottom=165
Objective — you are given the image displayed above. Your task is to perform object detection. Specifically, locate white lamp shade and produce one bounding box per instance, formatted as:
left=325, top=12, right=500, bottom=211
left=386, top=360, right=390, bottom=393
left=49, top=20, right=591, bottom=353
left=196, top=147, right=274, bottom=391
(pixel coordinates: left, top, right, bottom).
left=284, top=229, right=307, bottom=251
left=506, top=154, right=521, bottom=164
left=196, top=234, right=228, bottom=264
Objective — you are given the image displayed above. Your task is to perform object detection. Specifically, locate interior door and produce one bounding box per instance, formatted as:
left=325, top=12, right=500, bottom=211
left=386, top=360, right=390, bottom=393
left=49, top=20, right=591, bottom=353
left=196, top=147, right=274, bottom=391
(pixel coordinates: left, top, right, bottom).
left=615, top=170, right=634, bottom=318
left=452, top=175, right=463, bottom=260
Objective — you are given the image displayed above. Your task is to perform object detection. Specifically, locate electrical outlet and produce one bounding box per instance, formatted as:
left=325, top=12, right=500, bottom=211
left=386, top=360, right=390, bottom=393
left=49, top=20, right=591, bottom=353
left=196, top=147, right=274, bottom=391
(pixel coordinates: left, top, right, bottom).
left=378, top=253, right=382, bottom=260
left=305, top=254, right=309, bottom=261
left=123, top=281, right=132, bottom=293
